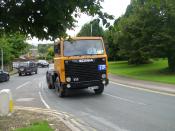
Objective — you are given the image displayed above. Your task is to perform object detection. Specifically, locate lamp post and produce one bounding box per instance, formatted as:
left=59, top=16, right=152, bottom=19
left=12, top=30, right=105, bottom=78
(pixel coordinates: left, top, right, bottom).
left=90, top=22, right=92, bottom=36
left=90, top=17, right=93, bottom=36
left=1, top=48, right=3, bottom=70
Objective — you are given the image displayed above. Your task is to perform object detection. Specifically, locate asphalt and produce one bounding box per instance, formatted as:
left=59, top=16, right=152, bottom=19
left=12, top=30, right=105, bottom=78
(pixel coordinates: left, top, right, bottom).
left=0, top=68, right=175, bottom=131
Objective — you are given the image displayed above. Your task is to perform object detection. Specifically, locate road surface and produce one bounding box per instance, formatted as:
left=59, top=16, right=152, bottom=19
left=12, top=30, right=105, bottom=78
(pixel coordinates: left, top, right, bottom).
left=0, top=68, right=175, bottom=131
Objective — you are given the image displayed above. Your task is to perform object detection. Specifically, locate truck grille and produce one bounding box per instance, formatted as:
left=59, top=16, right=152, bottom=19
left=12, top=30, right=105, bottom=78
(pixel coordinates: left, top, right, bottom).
left=65, top=58, right=106, bottom=82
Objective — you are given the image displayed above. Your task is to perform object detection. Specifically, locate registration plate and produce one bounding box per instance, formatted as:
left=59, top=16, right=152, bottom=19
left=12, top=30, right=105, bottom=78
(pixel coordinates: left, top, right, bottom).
left=98, top=65, right=106, bottom=71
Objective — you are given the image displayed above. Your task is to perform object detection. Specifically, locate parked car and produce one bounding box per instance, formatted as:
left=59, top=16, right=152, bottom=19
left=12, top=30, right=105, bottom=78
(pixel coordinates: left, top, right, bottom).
left=0, top=70, right=10, bottom=82
left=37, top=60, right=49, bottom=67
left=18, top=61, right=38, bottom=76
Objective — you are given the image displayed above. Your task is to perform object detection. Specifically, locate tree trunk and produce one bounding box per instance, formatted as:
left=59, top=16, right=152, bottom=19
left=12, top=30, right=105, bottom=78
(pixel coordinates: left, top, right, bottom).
left=168, top=55, right=175, bottom=73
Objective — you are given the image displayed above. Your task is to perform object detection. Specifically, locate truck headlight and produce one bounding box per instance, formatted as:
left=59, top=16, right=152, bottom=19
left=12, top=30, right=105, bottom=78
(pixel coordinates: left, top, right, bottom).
left=102, top=74, right=106, bottom=79
left=102, top=80, right=106, bottom=85
left=66, top=77, right=71, bottom=82
left=20, top=68, right=24, bottom=71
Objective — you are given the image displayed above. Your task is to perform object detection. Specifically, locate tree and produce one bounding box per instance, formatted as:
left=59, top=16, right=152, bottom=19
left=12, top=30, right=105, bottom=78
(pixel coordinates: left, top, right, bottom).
left=129, top=0, right=175, bottom=71
left=7, top=33, right=28, bottom=58
left=104, top=26, right=119, bottom=60
left=0, top=0, right=113, bottom=40
left=108, top=0, right=175, bottom=72
left=0, top=33, right=27, bottom=64
left=46, top=47, right=54, bottom=60
left=38, top=44, right=53, bottom=59
left=0, top=37, right=12, bottom=64
left=77, top=20, right=104, bottom=37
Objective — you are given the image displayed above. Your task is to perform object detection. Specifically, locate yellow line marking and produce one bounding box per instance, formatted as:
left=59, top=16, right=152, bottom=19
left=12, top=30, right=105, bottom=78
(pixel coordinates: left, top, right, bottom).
left=110, top=81, right=175, bottom=97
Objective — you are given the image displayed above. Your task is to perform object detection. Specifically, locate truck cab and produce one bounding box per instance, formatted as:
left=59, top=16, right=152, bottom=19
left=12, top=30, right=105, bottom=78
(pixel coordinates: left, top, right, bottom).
left=46, top=37, right=109, bottom=97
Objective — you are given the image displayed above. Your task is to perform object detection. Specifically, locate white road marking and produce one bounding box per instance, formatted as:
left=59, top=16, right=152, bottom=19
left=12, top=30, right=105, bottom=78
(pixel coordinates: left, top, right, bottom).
left=104, top=93, right=146, bottom=106
left=33, top=78, right=38, bottom=81
left=82, top=112, right=129, bottom=131
left=16, top=98, right=35, bottom=102
left=110, top=81, right=175, bottom=97
left=39, top=91, right=50, bottom=109
left=38, top=82, right=50, bottom=109
left=16, top=81, right=30, bottom=90
left=39, top=82, right=42, bottom=88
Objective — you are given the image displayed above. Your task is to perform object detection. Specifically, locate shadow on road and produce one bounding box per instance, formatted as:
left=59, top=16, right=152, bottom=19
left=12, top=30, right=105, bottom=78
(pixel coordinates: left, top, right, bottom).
left=63, top=89, right=104, bottom=99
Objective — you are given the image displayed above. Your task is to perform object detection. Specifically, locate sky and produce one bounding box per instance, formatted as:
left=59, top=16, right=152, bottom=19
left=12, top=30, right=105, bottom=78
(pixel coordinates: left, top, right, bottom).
left=26, top=0, right=131, bottom=45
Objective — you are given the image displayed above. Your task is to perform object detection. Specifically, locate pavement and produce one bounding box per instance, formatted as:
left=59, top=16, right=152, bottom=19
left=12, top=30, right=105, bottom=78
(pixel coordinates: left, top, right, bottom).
left=9, top=69, right=18, bottom=75
left=14, top=106, right=95, bottom=131
left=109, top=74, right=175, bottom=95
left=0, top=68, right=175, bottom=131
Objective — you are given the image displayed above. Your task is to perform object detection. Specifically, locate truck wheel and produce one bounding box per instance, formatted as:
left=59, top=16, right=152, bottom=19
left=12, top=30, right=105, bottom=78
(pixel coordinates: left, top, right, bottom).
left=94, top=85, right=104, bottom=95
left=47, top=83, right=53, bottom=89
left=35, top=71, right=37, bottom=74
left=55, top=77, right=66, bottom=97
left=19, top=73, right=22, bottom=76
left=58, top=86, right=66, bottom=97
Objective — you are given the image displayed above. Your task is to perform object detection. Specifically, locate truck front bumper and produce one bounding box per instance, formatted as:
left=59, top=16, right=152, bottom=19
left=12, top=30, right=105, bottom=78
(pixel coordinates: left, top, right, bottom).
left=62, top=79, right=109, bottom=89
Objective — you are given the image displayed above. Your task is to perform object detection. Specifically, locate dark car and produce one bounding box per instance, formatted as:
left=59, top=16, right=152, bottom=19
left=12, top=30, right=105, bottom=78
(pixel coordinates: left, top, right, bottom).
left=18, top=61, right=38, bottom=76
left=37, top=60, right=49, bottom=67
left=0, top=70, right=10, bottom=82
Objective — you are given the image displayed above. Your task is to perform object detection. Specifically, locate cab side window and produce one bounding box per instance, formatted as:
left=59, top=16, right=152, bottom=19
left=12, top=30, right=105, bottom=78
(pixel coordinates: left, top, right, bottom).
left=54, top=42, right=61, bottom=55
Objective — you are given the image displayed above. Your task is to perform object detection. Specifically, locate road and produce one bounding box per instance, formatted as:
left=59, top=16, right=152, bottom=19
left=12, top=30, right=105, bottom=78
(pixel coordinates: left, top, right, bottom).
left=1, top=68, right=175, bottom=131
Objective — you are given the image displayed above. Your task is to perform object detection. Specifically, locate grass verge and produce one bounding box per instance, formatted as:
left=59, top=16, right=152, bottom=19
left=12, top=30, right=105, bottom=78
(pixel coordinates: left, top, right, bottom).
left=0, top=110, right=70, bottom=131
left=14, top=121, right=53, bottom=131
left=109, top=59, right=175, bottom=84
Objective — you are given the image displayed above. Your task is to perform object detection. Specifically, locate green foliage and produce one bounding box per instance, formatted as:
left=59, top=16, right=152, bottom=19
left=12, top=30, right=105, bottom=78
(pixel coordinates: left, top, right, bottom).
left=38, top=44, right=54, bottom=60
left=105, top=0, right=175, bottom=72
left=77, top=20, right=104, bottom=37
left=0, top=33, right=27, bottom=64
left=0, top=36, right=12, bottom=64
left=14, top=121, right=53, bottom=131
left=46, top=47, right=54, bottom=60
left=38, top=44, right=53, bottom=54
left=0, top=0, right=113, bottom=40
left=103, top=26, right=120, bottom=60
left=109, top=59, right=175, bottom=84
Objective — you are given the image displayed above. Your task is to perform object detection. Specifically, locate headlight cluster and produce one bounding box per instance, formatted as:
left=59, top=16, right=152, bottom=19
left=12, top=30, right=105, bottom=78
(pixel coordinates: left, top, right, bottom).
left=102, top=74, right=106, bottom=79
left=66, top=77, right=71, bottom=82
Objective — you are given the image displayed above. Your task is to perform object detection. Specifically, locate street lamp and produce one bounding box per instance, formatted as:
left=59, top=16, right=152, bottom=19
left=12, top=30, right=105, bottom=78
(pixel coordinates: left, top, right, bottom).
left=1, top=48, right=3, bottom=70
left=90, top=22, right=92, bottom=36
left=90, top=17, right=93, bottom=36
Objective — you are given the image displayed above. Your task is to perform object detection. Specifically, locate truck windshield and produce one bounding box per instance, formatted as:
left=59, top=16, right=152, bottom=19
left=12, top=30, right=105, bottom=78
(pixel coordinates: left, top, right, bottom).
left=64, top=40, right=104, bottom=56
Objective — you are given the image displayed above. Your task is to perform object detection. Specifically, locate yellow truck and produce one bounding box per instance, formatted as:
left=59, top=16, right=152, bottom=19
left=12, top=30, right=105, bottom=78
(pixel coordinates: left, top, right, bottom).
left=46, top=37, right=109, bottom=97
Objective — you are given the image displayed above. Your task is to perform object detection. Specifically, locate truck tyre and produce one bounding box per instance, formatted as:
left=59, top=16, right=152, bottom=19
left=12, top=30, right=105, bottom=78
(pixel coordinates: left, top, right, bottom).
left=58, top=86, right=66, bottom=97
left=19, top=73, right=22, bottom=76
left=47, top=83, right=53, bottom=89
left=55, top=77, right=66, bottom=97
left=94, top=85, right=104, bottom=95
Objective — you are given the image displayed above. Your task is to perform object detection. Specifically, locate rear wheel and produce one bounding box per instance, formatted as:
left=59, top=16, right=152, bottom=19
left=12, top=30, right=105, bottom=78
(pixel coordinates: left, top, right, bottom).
left=47, top=83, right=53, bottom=89
left=19, top=73, right=22, bottom=76
left=94, top=84, right=104, bottom=95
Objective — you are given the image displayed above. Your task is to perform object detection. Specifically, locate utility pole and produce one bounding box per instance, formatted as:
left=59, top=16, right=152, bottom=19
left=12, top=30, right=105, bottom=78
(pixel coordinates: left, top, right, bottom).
left=90, top=16, right=93, bottom=36
left=1, top=48, right=3, bottom=70
left=90, top=22, right=92, bottom=36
